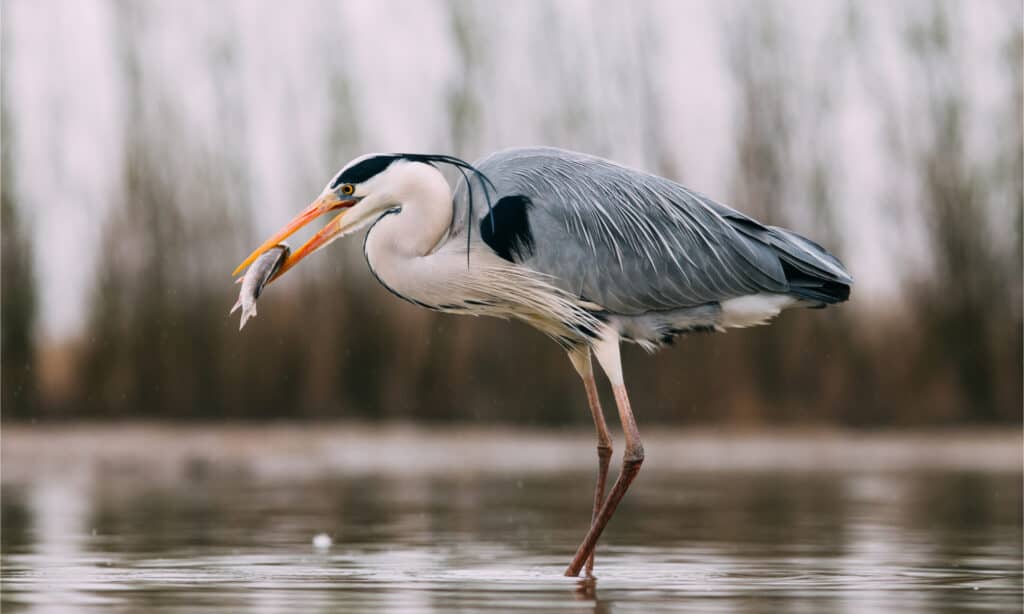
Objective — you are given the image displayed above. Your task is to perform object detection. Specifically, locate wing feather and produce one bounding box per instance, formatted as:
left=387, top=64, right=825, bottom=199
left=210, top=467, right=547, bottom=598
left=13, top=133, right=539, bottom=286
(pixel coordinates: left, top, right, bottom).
left=452, top=147, right=851, bottom=315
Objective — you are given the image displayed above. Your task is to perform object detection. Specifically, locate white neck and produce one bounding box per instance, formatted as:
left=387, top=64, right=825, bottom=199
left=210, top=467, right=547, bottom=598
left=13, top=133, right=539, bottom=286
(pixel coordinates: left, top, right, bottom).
left=363, top=163, right=458, bottom=305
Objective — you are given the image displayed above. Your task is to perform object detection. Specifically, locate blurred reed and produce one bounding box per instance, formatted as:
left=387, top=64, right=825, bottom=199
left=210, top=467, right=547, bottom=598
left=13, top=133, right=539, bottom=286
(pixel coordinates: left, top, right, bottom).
left=2, top=0, right=1020, bottom=425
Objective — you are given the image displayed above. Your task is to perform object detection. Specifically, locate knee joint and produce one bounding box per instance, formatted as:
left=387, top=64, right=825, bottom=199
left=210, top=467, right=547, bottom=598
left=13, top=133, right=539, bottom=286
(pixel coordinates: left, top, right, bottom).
left=624, top=444, right=644, bottom=465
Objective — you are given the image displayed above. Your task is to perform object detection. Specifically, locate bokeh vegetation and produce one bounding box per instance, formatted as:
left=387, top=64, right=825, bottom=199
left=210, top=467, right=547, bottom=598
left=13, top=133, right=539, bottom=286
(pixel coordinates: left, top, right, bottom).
left=2, top=107, right=37, bottom=419
left=3, top=1, right=1020, bottom=425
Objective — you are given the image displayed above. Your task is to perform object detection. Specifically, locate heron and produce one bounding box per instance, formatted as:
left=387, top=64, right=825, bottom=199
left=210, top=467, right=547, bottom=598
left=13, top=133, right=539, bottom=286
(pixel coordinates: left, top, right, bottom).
left=233, top=146, right=852, bottom=577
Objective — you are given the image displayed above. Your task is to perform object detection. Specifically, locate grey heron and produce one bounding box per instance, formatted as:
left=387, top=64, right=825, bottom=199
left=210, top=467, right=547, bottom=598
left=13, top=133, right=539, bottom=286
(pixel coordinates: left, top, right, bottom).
left=233, top=146, right=852, bottom=577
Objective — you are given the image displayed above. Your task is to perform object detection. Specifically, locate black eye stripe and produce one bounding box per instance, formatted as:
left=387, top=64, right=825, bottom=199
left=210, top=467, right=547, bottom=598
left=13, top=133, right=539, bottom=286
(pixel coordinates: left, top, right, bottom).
left=332, top=155, right=399, bottom=187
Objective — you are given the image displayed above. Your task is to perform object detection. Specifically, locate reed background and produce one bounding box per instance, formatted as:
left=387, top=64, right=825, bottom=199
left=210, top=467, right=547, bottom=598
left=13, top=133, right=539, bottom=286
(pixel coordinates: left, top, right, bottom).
left=2, top=0, right=1021, bottom=426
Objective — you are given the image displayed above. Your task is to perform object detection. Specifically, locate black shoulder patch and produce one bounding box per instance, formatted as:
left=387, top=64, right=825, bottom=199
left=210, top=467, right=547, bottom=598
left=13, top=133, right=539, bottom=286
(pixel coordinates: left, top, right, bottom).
left=480, top=195, right=534, bottom=262
left=333, top=155, right=398, bottom=187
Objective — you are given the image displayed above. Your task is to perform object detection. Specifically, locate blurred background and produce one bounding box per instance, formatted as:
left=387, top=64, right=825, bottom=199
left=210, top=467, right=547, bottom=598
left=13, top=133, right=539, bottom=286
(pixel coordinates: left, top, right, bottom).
left=3, top=3, right=1022, bottom=611
left=2, top=0, right=1021, bottom=426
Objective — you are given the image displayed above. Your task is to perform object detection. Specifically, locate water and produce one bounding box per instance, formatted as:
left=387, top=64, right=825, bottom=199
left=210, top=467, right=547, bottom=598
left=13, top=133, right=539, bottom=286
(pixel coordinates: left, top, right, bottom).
left=2, top=427, right=1021, bottom=612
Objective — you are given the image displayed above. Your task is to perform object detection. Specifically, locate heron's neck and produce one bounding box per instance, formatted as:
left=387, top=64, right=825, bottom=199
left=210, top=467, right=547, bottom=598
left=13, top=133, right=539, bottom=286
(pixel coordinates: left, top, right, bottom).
left=368, top=171, right=453, bottom=258
left=364, top=168, right=456, bottom=305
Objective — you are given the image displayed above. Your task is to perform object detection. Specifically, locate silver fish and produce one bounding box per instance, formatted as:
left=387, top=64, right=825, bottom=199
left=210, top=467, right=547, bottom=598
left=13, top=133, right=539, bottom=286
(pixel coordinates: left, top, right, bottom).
left=231, top=244, right=290, bottom=330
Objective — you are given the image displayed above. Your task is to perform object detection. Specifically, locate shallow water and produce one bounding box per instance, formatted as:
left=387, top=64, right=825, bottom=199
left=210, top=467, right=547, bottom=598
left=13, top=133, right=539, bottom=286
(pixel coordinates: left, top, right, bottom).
left=2, top=428, right=1021, bottom=612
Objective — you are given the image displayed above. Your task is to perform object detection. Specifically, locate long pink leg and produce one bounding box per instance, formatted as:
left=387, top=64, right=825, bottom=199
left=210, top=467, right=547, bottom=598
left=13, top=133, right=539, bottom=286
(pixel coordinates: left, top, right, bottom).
left=565, top=336, right=643, bottom=577
left=568, top=348, right=613, bottom=576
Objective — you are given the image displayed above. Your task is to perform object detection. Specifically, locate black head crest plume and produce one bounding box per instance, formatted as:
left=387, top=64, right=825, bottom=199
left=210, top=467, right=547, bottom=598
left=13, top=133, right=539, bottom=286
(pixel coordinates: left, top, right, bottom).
left=393, top=153, right=496, bottom=268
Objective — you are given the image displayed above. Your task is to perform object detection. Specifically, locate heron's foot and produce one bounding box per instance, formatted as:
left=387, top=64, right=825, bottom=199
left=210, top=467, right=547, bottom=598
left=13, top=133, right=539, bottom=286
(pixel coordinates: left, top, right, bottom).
left=572, top=575, right=598, bottom=599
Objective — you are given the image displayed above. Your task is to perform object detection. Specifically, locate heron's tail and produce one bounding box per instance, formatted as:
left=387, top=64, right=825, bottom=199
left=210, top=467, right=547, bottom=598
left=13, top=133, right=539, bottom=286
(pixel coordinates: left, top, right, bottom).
left=765, top=226, right=852, bottom=305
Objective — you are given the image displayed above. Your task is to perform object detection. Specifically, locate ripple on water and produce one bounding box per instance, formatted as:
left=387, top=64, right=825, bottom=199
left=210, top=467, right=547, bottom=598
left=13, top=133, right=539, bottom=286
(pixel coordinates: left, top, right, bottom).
left=1, top=441, right=1020, bottom=613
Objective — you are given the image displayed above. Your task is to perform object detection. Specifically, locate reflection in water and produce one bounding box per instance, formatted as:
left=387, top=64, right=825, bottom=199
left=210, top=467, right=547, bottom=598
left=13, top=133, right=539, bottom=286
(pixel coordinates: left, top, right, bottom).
left=2, top=451, right=1021, bottom=612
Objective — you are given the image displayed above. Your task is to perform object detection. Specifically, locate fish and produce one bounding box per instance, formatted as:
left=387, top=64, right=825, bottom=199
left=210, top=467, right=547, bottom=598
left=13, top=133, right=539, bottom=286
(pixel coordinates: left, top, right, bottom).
left=231, top=244, right=290, bottom=330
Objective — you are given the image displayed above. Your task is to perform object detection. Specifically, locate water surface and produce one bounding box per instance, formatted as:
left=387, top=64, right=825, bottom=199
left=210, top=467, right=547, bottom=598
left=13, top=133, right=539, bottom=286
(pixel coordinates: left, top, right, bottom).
left=2, top=427, right=1021, bottom=612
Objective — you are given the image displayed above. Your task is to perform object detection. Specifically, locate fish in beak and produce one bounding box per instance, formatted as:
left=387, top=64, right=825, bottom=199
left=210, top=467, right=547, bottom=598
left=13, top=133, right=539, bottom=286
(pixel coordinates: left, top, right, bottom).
left=232, top=192, right=358, bottom=282
left=231, top=244, right=289, bottom=330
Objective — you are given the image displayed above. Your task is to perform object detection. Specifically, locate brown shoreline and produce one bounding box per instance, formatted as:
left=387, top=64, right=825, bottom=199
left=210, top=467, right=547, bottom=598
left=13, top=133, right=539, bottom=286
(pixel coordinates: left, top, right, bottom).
left=2, top=423, right=1020, bottom=484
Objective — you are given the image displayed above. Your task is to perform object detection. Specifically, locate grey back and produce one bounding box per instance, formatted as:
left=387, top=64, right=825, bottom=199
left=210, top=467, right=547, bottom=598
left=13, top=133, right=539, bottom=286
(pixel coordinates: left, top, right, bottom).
left=451, top=147, right=851, bottom=315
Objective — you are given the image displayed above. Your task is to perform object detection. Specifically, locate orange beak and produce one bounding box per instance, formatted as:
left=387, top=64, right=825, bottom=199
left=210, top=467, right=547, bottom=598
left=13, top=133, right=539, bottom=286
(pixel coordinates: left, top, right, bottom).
left=232, top=192, right=357, bottom=281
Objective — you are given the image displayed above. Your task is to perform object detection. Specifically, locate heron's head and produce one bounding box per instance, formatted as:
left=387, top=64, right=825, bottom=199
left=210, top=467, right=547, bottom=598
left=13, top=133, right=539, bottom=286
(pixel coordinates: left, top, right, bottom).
left=232, top=153, right=429, bottom=280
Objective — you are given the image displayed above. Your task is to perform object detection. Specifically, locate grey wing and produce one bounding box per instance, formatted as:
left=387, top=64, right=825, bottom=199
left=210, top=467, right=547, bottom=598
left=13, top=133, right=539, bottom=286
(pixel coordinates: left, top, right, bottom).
left=453, top=147, right=851, bottom=315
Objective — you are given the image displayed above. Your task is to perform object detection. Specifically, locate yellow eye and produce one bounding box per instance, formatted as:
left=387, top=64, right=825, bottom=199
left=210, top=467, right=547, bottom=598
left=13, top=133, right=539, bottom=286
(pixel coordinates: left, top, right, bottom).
left=340, top=184, right=355, bottom=196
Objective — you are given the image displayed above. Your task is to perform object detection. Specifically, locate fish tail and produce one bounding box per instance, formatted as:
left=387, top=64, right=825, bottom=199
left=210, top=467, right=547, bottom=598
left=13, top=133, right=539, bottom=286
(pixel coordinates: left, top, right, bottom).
left=238, top=305, right=257, bottom=331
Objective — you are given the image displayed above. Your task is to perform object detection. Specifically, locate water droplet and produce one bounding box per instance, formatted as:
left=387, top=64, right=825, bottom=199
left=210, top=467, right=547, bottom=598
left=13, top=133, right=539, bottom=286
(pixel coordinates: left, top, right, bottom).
left=313, top=533, right=333, bottom=549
